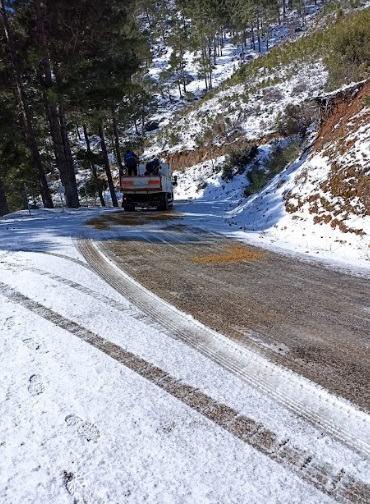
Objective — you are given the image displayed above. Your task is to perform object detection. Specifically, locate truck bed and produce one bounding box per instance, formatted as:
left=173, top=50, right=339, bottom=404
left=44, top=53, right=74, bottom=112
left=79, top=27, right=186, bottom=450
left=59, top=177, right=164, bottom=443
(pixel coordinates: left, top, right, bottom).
left=120, top=172, right=173, bottom=194
left=120, top=175, right=163, bottom=192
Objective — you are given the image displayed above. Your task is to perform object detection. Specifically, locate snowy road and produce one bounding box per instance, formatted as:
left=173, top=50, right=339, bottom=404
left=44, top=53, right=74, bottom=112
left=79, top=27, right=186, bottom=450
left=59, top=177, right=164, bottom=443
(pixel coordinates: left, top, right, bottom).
left=1, top=208, right=370, bottom=503
left=87, top=210, right=370, bottom=412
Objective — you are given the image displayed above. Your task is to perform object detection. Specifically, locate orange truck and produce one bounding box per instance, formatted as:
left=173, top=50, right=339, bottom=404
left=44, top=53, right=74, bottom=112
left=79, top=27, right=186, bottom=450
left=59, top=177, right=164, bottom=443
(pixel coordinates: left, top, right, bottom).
left=120, top=162, right=176, bottom=211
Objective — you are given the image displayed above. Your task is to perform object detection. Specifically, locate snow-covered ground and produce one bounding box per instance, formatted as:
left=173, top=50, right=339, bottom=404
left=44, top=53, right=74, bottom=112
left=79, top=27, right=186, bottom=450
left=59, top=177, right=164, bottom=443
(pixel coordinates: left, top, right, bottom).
left=1, top=207, right=370, bottom=503
left=2, top=4, right=370, bottom=501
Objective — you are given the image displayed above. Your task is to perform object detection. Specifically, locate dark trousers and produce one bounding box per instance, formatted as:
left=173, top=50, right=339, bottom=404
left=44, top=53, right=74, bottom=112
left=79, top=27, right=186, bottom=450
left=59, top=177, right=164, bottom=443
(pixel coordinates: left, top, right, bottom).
left=127, top=165, right=137, bottom=176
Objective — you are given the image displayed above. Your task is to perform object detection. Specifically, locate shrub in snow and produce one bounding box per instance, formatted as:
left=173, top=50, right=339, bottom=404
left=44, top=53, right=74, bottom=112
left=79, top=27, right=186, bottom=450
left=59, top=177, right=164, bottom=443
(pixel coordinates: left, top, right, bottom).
left=145, top=120, right=160, bottom=131
left=265, top=141, right=300, bottom=175
left=222, top=145, right=258, bottom=180
left=244, top=169, right=269, bottom=196
left=291, top=80, right=308, bottom=96
left=197, top=180, right=207, bottom=190
left=185, top=91, right=197, bottom=102
left=168, top=131, right=181, bottom=146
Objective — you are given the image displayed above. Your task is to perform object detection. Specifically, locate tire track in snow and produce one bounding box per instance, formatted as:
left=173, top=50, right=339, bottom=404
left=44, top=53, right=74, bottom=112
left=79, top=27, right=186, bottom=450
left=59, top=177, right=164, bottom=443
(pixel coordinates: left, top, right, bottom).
left=0, top=281, right=369, bottom=502
left=3, top=248, right=88, bottom=267
left=1, top=261, right=167, bottom=334
left=76, top=236, right=370, bottom=460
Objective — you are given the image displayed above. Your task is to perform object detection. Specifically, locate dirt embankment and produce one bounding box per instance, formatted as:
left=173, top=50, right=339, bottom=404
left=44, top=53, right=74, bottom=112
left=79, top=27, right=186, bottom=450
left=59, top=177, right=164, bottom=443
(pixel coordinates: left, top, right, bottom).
left=315, top=79, right=370, bottom=152
left=164, top=133, right=279, bottom=170
left=285, top=79, right=370, bottom=233
left=165, top=79, right=370, bottom=173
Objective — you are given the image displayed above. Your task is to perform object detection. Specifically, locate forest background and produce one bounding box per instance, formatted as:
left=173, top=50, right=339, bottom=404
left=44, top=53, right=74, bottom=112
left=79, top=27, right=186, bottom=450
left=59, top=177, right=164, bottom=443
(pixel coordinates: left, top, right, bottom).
left=1, top=0, right=369, bottom=215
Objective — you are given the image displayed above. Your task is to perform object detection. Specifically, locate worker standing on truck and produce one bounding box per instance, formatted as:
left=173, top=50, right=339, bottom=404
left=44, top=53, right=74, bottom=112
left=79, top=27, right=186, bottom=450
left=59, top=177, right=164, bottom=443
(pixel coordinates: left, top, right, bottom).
left=124, top=150, right=139, bottom=176
left=145, top=158, right=161, bottom=176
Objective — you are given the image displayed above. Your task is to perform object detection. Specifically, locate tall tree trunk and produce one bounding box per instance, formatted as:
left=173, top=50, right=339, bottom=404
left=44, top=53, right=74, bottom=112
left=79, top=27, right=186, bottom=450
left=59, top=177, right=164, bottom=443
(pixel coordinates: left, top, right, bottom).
left=112, top=115, right=124, bottom=173
left=179, top=40, right=187, bottom=95
left=202, top=47, right=208, bottom=91
left=141, top=91, right=145, bottom=134
left=83, top=124, right=105, bottom=207
left=44, top=95, right=79, bottom=208
left=182, top=12, right=187, bottom=38
left=34, top=0, right=79, bottom=208
left=76, top=125, right=82, bottom=141
left=133, top=118, right=139, bottom=134
left=301, top=0, right=306, bottom=25
left=0, top=0, right=53, bottom=208
left=98, top=124, right=118, bottom=207
left=0, top=179, right=9, bottom=216
left=257, top=17, right=262, bottom=53
left=250, top=23, right=255, bottom=50
left=59, top=96, right=76, bottom=175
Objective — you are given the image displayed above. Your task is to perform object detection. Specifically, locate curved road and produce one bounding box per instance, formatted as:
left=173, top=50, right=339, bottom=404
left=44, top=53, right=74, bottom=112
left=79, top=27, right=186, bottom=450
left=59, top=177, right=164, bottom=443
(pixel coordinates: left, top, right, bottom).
left=85, top=210, right=370, bottom=413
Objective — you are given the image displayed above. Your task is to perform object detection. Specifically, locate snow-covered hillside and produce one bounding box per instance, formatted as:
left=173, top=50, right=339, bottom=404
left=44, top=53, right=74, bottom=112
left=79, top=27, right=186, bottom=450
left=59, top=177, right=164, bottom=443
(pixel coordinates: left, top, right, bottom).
left=170, top=76, right=370, bottom=272
left=140, top=3, right=370, bottom=272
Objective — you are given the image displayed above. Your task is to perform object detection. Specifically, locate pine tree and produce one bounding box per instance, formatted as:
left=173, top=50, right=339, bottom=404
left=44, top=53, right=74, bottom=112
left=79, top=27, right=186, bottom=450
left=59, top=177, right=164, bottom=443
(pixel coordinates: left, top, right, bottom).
left=0, top=0, right=54, bottom=209
left=80, top=124, right=106, bottom=207
left=0, top=77, right=39, bottom=214
left=1, top=0, right=148, bottom=209
left=166, top=14, right=189, bottom=97
left=60, top=0, right=148, bottom=206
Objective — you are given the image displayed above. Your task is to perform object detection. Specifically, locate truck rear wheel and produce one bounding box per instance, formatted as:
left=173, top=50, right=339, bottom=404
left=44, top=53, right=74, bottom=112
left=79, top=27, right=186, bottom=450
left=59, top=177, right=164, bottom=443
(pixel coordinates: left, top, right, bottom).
left=168, top=192, right=174, bottom=208
left=157, top=194, right=169, bottom=211
left=123, top=205, right=135, bottom=212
